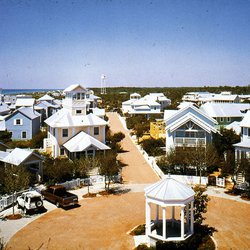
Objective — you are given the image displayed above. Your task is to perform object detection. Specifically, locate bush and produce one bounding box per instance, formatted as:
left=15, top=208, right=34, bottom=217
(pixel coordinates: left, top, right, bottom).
left=140, top=137, right=165, bottom=156
left=130, top=224, right=145, bottom=236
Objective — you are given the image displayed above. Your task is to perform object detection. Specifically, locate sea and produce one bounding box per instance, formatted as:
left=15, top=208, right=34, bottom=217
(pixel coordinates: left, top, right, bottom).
left=1, top=89, right=62, bottom=95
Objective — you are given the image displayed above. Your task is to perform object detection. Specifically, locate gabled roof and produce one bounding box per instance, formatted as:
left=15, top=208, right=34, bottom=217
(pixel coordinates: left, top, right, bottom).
left=200, top=103, right=250, bottom=118
left=15, top=98, right=35, bottom=107
left=38, top=94, right=54, bottom=101
left=63, top=84, right=86, bottom=93
left=35, top=100, right=60, bottom=109
left=225, top=121, right=241, bottom=135
left=1, top=148, right=43, bottom=166
left=165, top=104, right=217, bottom=125
left=240, top=110, right=250, bottom=128
left=145, top=175, right=195, bottom=202
left=63, top=131, right=110, bottom=152
left=92, top=107, right=105, bottom=117
left=0, top=102, right=10, bottom=113
left=5, top=107, right=40, bottom=121
left=45, top=109, right=107, bottom=127
left=166, top=113, right=218, bottom=134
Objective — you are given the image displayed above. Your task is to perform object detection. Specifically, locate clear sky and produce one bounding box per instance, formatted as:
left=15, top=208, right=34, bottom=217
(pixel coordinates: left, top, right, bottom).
left=1, top=0, right=250, bottom=89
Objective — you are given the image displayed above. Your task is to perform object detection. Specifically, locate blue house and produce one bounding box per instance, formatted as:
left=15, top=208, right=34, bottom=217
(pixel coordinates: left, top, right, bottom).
left=5, top=107, right=41, bottom=140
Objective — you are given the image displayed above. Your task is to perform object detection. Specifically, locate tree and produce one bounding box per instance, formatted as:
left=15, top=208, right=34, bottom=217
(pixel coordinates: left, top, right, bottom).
left=106, top=131, right=125, bottom=152
left=140, top=137, right=165, bottom=156
left=98, top=152, right=121, bottom=192
left=213, top=128, right=240, bottom=157
left=3, top=165, right=31, bottom=215
left=193, top=185, right=209, bottom=225
left=186, top=144, right=219, bottom=183
left=43, top=157, right=74, bottom=184
left=74, top=157, right=101, bottom=194
left=0, top=130, right=12, bottom=143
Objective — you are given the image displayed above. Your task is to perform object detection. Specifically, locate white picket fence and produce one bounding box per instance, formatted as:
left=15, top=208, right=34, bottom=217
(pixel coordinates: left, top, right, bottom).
left=58, top=174, right=121, bottom=190
left=0, top=188, right=32, bottom=212
left=216, top=177, right=225, bottom=187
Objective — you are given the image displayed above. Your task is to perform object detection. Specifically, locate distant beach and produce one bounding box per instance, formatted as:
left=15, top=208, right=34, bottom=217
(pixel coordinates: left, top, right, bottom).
left=1, top=89, right=62, bottom=95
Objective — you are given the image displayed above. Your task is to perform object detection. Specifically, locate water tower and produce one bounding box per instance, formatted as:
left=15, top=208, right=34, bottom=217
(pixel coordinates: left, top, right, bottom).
left=101, top=74, right=107, bottom=94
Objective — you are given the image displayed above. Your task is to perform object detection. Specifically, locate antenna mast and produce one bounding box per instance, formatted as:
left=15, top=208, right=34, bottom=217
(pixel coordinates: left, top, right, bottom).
left=101, top=74, right=107, bottom=94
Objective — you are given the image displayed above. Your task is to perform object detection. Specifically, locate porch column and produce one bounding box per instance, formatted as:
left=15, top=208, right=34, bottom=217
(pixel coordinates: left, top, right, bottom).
left=162, top=207, right=166, bottom=239
left=190, top=201, right=194, bottom=234
left=181, top=206, right=185, bottom=239
left=146, top=201, right=151, bottom=236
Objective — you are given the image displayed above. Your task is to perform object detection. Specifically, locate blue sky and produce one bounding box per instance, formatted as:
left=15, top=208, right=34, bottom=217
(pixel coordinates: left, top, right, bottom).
left=1, top=0, right=250, bottom=89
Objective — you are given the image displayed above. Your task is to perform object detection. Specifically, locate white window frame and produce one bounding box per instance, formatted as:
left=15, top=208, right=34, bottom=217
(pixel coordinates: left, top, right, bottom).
left=21, top=131, right=27, bottom=139
left=62, top=128, right=68, bottom=137
left=76, top=110, right=82, bottom=114
left=220, top=117, right=224, bottom=122
left=14, top=118, right=23, bottom=125
left=94, top=127, right=99, bottom=135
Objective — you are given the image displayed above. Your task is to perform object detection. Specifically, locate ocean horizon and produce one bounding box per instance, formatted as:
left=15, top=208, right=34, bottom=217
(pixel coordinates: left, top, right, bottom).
left=1, top=88, right=62, bottom=95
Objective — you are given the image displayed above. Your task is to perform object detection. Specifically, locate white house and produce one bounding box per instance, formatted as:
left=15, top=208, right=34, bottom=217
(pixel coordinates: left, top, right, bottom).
left=122, top=93, right=171, bottom=115
left=43, top=84, right=109, bottom=159
left=233, top=110, right=250, bottom=183
left=164, top=104, right=218, bottom=151
left=200, top=103, right=250, bottom=128
left=182, top=91, right=240, bottom=105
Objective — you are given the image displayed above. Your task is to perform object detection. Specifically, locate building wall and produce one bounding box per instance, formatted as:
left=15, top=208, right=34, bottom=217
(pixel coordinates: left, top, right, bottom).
left=6, top=113, right=32, bottom=140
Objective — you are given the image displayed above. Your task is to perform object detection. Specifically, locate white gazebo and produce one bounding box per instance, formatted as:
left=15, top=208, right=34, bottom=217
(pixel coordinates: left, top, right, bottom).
left=144, top=175, right=195, bottom=246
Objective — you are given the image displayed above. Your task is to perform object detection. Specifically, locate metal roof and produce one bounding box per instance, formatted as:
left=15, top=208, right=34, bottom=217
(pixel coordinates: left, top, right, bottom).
left=45, top=109, right=107, bottom=127
left=63, top=84, right=86, bottom=93
left=240, top=110, right=250, bottom=128
left=63, top=131, right=110, bottom=152
left=15, top=98, right=35, bottom=107
left=145, top=175, right=195, bottom=202
left=1, top=148, right=42, bottom=166
left=38, top=94, right=54, bottom=101
left=200, top=103, right=250, bottom=118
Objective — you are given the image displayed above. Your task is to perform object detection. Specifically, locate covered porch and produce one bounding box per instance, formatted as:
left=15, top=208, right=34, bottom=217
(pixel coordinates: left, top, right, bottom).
left=63, top=131, right=110, bottom=160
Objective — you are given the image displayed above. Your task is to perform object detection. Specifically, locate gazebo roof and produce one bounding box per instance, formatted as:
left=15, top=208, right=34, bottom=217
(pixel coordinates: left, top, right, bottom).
left=144, top=175, right=195, bottom=203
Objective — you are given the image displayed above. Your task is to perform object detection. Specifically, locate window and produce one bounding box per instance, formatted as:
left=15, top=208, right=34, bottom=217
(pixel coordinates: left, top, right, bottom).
left=62, top=129, right=68, bottom=137
left=60, top=148, right=65, bottom=156
left=241, top=127, right=244, bottom=135
left=220, top=117, right=224, bottom=122
left=14, top=119, right=22, bottom=125
left=248, top=128, right=250, bottom=137
left=94, top=127, right=99, bottom=135
left=76, top=110, right=82, bottom=114
left=227, top=117, right=231, bottom=122
left=22, top=131, right=27, bottom=139
left=52, top=128, right=56, bottom=136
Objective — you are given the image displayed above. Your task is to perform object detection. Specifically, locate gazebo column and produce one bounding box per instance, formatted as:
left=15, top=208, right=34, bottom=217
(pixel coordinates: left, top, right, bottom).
left=156, top=204, right=159, bottom=223
left=181, top=206, right=185, bottom=239
left=162, top=206, right=166, bottom=239
left=186, top=203, right=190, bottom=232
left=190, top=201, right=194, bottom=234
left=171, top=206, right=175, bottom=227
left=146, top=201, right=151, bottom=236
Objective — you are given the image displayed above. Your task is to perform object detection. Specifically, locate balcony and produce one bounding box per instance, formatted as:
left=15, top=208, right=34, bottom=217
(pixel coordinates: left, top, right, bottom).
left=174, top=137, right=206, bottom=147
